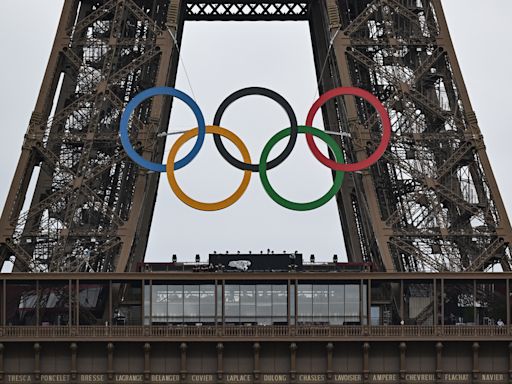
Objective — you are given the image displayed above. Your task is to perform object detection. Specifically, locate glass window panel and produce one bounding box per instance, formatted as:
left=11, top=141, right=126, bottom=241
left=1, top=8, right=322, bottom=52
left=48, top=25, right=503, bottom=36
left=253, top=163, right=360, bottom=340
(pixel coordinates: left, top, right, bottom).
left=256, top=284, right=272, bottom=325
left=225, top=284, right=240, bottom=323
left=167, top=285, right=183, bottom=323
left=200, top=284, right=215, bottom=323
left=272, top=284, right=287, bottom=323
left=371, top=306, right=380, bottom=325
left=329, top=285, right=345, bottom=325
left=144, top=283, right=151, bottom=325
left=152, top=285, right=169, bottom=324
left=240, top=284, right=256, bottom=323
left=217, top=284, right=223, bottom=322
left=298, top=284, right=313, bottom=323
left=313, top=284, right=329, bottom=323
left=345, top=284, right=360, bottom=323
left=184, top=285, right=200, bottom=323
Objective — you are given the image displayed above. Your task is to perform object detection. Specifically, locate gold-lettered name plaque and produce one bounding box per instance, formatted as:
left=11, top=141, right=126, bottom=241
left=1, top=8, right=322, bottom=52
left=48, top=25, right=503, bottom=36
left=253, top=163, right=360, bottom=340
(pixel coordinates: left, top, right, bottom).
left=2, top=372, right=508, bottom=383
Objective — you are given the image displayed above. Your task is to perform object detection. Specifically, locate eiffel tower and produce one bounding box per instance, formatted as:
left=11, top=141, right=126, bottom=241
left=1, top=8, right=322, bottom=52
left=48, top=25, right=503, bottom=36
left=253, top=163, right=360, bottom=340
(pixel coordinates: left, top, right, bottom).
left=3, top=1, right=512, bottom=381
left=1, top=0, right=510, bottom=275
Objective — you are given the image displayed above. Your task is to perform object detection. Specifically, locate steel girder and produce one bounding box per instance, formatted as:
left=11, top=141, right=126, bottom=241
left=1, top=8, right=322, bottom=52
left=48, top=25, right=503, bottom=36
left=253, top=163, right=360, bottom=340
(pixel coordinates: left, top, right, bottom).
left=0, top=0, right=185, bottom=273
left=309, top=0, right=512, bottom=272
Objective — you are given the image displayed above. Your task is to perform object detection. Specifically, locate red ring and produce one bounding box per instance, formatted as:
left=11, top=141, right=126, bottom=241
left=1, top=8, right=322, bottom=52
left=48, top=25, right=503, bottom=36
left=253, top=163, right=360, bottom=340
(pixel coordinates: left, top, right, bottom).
left=305, top=87, right=391, bottom=172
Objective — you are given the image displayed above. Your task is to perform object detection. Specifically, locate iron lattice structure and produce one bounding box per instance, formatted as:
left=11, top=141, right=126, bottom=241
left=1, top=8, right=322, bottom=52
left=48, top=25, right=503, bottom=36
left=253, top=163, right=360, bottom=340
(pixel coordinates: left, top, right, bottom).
left=0, top=0, right=511, bottom=273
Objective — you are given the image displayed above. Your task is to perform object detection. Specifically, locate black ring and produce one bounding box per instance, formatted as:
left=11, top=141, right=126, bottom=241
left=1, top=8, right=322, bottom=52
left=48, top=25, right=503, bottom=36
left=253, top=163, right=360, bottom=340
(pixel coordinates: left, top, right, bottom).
left=213, top=87, right=298, bottom=172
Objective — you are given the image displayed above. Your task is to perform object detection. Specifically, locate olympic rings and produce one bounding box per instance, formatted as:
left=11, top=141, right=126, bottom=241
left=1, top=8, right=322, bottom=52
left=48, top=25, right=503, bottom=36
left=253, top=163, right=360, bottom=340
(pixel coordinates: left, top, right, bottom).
left=166, top=126, right=252, bottom=211
left=259, top=126, right=345, bottom=211
left=119, top=86, right=392, bottom=211
left=213, top=87, right=298, bottom=172
left=305, top=87, right=391, bottom=172
left=120, top=86, right=206, bottom=173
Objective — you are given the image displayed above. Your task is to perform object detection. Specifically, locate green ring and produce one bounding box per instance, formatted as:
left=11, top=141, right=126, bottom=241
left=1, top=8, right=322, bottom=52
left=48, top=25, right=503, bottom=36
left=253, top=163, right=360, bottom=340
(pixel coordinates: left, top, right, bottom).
left=259, top=125, right=345, bottom=211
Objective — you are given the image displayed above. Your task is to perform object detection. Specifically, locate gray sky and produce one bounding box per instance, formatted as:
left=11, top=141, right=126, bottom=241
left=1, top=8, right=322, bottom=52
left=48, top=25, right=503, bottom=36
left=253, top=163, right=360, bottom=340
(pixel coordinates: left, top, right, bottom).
left=0, top=1, right=511, bottom=264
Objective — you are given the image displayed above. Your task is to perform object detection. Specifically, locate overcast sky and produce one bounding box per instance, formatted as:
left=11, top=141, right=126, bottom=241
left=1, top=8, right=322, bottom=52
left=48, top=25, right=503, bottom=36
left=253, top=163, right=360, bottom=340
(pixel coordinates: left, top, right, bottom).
left=0, top=1, right=511, bottom=264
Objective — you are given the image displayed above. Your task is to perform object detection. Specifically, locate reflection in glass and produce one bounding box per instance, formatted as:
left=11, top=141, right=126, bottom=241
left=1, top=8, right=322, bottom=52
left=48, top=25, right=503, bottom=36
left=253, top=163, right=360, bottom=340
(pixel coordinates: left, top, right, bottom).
left=256, top=284, right=272, bottom=325
left=225, top=284, right=240, bottom=323
left=224, top=283, right=289, bottom=324
left=344, top=285, right=360, bottom=324
left=146, top=281, right=368, bottom=326
left=240, top=284, right=256, bottom=323
left=298, top=283, right=363, bottom=325
left=200, top=284, right=215, bottom=323
left=144, top=283, right=150, bottom=325
left=168, top=285, right=183, bottom=323
left=313, top=285, right=328, bottom=323
left=184, top=285, right=199, bottom=323
left=298, top=284, right=313, bottom=323
left=272, top=284, right=287, bottom=324
left=150, top=284, right=217, bottom=324
left=329, top=285, right=345, bottom=325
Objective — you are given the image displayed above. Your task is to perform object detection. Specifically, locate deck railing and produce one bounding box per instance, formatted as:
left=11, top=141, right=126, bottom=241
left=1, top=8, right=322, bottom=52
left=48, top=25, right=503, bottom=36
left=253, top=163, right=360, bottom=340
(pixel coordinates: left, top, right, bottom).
left=0, top=324, right=510, bottom=339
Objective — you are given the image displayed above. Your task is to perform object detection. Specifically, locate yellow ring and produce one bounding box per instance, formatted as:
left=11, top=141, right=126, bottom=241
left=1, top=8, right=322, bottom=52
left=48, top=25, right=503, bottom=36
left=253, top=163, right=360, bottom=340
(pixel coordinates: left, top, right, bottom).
left=166, top=125, right=252, bottom=211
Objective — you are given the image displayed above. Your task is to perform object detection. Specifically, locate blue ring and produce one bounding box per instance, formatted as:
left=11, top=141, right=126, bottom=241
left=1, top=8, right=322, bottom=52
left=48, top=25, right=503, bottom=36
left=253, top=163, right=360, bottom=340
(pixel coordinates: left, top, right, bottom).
left=119, top=87, right=206, bottom=172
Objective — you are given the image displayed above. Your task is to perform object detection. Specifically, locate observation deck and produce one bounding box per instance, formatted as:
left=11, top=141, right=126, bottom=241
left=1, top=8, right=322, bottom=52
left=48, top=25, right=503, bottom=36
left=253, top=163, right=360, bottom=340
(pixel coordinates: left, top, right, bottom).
left=1, top=255, right=511, bottom=383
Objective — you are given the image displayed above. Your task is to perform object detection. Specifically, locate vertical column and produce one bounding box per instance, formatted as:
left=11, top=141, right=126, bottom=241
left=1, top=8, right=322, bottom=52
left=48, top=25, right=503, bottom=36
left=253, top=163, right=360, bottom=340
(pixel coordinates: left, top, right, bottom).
left=70, top=343, right=77, bottom=382
left=34, top=343, right=41, bottom=382
left=108, top=280, right=113, bottom=326
left=36, top=281, right=40, bottom=327
left=433, top=278, right=438, bottom=330
left=2, top=280, right=5, bottom=326
left=141, top=281, right=146, bottom=329
left=333, top=25, right=395, bottom=270
left=400, top=281, right=404, bottom=323
left=289, top=343, right=297, bottom=382
left=362, top=342, right=370, bottom=384
left=508, top=343, right=512, bottom=383
left=359, top=281, right=364, bottom=325
left=441, top=280, right=445, bottom=326
left=435, top=342, right=443, bottom=382
left=180, top=343, right=187, bottom=382
left=294, top=280, right=298, bottom=329
left=253, top=342, right=260, bottom=383
left=115, top=0, right=186, bottom=272
left=68, top=280, right=72, bottom=331
left=221, top=281, right=225, bottom=334
left=399, top=342, right=406, bottom=383
left=216, top=343, right=224, bottom=383
left=75, top=279, right=80, bottom=329
left=472, top=342, right=479, bottom=382
left=473, top=281, right=477, bottom=324
left=287, top=280, right=291, bottom=326
left=367, top=280, right=371, bottom=329
left=107, top=342, right=114, bottom=383
left=215, top=280, right=219, bottom=327
left=0, top=343, right=4, bottom=383
left=326, top=342, right=334, bottom=382
left=149, top=280, right=153, bottom=329
left=144, top=343, right=151, bottom=383
left=507, top=279, right=510, bottom=326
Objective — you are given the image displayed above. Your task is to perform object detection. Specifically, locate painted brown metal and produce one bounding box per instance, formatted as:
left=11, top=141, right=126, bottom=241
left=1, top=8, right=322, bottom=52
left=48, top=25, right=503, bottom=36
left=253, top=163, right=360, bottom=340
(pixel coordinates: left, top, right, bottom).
left=0, top=0, right=186, bottom=274
left=0, top=0, right=511, bottom=277
left=308, top=0, right=512, bottom=272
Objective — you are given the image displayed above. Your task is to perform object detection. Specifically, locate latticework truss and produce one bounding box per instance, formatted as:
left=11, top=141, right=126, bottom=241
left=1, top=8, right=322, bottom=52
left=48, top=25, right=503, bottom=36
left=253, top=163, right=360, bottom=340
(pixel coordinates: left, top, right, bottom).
left=185, top=1, right=310, bottom=20
left=310, top=0, right=512, bottom=272
left=0, top=0, right=185, bottom=272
